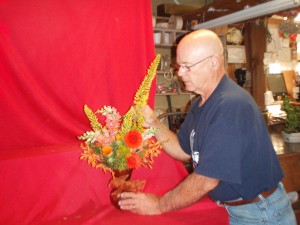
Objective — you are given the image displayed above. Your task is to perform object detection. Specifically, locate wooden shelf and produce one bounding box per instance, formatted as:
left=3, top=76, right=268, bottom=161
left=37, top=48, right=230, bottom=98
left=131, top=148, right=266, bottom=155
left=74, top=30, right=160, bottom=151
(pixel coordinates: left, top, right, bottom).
left=291, top=101, right=300, bottom=106
left=154, top=27, right=194, bottom=118
left=154, top=28, right=188, bottom=46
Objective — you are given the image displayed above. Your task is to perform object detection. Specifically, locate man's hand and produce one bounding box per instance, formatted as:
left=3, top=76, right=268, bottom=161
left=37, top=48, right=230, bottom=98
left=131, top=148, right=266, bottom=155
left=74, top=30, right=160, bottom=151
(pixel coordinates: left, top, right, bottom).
left=118, top=192, right=163, bottom=215
left=140, top=105, right=159, bottom=128
left=119, top=173, right=220, bottom=215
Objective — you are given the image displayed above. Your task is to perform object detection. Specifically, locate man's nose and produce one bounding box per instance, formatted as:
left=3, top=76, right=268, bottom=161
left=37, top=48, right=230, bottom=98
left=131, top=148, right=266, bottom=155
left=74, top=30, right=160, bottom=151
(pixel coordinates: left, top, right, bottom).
left=177, top=67, right=184, bottom=77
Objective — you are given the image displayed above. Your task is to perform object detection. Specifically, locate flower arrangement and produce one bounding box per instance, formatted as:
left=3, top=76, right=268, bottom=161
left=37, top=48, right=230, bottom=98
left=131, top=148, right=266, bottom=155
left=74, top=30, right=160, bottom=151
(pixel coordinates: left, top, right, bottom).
left=78, top=55, right=162, bottom=179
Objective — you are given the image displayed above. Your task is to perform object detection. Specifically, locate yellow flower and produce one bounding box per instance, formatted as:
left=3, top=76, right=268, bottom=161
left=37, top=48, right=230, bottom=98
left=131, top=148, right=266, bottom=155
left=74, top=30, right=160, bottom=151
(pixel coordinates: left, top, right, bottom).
left=115, top=133, right=121, bottom=141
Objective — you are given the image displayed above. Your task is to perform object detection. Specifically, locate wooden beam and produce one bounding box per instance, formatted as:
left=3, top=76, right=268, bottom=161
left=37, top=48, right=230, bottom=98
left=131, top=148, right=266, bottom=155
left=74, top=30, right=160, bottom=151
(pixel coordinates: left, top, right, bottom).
left=157, top=4, right=199, bottom=17
left=182, top=0, right=272, bottom=22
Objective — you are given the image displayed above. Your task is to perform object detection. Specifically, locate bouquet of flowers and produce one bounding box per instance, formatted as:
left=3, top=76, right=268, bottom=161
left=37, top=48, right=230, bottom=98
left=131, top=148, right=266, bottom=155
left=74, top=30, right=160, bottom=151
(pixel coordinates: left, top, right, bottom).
left=78, top=55, right=162, bottom=183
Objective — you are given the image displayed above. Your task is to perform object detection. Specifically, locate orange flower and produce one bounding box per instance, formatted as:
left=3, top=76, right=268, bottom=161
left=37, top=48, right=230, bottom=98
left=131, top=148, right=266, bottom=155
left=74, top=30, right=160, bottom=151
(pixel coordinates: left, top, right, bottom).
left=124, top=130, right=142, bottom=148
left=95, top=142, right=102, bottom=147
left=126, top=153, right=142, bottom=169
left=102, top=145, right=113, bottom=156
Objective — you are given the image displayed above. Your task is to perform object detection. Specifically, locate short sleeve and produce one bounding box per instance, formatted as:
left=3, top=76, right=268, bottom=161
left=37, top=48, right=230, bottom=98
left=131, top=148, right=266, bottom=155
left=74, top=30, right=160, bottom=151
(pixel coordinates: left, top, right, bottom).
left=193, top=101, right=253, bottom=184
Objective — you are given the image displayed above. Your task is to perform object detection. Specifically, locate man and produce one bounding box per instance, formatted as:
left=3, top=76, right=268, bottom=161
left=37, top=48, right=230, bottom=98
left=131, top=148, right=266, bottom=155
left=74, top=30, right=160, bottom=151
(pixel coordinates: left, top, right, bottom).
left=119, top=30, right=296, bottom=224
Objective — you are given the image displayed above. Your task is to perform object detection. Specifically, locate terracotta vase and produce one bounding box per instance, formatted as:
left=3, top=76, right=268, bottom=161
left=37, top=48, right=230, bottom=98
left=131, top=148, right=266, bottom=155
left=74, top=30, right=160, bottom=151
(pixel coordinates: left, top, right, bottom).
left=108, top=169, right=145, bottom=209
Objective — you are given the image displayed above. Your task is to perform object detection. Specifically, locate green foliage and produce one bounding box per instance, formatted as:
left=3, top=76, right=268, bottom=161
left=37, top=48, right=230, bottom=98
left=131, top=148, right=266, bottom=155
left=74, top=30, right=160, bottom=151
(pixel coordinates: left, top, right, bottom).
left=282, top=97, right=300, bottom=134
left=106, top=143, right=130, bottom=171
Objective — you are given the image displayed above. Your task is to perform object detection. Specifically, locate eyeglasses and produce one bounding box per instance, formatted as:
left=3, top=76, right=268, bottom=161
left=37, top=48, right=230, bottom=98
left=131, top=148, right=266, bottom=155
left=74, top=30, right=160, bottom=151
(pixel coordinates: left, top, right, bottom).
left=175, top=55, right=213, bottom=72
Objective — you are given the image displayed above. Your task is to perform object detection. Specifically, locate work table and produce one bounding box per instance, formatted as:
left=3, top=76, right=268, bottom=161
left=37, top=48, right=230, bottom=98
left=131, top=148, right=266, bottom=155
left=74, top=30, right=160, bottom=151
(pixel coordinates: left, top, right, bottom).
left=269, top=130, right=300, bottom=194
left=270, top=131, right=300, bottom=155
left=270, top=130, right=300, bottom=223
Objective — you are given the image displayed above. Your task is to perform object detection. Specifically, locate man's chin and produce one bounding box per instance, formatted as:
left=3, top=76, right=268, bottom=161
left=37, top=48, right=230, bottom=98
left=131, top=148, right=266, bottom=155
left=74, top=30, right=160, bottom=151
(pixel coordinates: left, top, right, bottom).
left=184, top=86, right=193, bottom=92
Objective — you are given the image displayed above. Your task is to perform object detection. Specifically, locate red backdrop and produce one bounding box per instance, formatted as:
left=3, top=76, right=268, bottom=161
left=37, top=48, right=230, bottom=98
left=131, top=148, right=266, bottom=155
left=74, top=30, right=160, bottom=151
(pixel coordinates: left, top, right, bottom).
left=0, top=0, right=156, bottom=152
left=0, top=1, right=229, bottom=224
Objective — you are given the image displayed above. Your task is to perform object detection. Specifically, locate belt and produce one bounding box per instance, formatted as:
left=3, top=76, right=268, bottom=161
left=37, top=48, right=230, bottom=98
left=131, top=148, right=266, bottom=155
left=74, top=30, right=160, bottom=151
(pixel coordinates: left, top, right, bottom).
left=220, top=186, right=278, bottom=206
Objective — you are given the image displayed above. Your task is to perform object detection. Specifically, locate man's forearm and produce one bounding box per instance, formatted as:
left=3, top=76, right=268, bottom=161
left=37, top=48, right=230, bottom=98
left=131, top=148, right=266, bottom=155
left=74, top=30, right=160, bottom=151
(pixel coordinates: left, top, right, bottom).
left=141, top=105, right=190, bottom=161
left=158, top=173, right=220, bottom=213
left=153, top=120, right=191, bottom=162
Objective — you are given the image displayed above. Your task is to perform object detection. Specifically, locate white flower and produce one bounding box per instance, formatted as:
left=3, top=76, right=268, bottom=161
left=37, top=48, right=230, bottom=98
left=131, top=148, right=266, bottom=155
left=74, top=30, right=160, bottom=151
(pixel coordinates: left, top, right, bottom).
left=142, top=127, right=159, bottom=140
left=79, top=131, right=100, bottom=143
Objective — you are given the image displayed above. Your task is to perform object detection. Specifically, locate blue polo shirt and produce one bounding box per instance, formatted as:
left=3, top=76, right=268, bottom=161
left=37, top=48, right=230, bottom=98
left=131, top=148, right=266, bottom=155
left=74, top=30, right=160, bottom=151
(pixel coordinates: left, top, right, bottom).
left=177, top=75, right=283, bottom=201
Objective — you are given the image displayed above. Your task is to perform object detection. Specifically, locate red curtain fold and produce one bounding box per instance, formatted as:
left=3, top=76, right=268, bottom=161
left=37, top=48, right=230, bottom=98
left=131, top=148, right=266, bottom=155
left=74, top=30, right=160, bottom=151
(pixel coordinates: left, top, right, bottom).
left=0, top=0, right=156, bottom=152
left=0, top=1, right=229, bottom=224
left=0, top=146, right=228, bottom=225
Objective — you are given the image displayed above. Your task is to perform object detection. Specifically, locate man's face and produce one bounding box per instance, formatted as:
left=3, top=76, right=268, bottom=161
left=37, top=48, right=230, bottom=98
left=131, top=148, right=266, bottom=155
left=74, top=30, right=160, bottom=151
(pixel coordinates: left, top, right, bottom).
left=176, top=46, right=212, bottom=94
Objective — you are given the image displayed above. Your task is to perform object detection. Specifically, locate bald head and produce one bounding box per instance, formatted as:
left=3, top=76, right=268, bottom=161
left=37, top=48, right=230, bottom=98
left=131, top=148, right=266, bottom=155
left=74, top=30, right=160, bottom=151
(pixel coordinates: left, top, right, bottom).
left=177, top=30, right=224, bottom=62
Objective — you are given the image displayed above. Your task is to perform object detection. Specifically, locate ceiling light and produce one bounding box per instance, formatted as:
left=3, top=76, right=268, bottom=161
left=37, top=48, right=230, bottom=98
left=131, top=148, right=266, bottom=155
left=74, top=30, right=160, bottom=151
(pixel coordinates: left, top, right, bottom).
left=207, top=7, right=229, bottom=12
left=294, top=12, right=300, bottom=21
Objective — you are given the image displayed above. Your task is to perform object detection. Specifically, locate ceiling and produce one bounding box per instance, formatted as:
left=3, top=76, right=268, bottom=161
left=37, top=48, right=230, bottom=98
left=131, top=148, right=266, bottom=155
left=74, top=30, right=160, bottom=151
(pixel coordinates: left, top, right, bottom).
left=152, top=0, right=272, bottom=17
left=181, top=0, right=272, bottom=22
left=151, top=0, right=300, bottom=26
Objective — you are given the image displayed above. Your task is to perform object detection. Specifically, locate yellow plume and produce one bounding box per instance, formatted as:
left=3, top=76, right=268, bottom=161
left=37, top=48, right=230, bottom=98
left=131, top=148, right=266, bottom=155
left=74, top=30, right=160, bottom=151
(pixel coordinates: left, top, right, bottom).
left=83, top=105, right=102, bottom=131
left=120, top=54, right=161, bottom=136
left=133, top=54, right=161, bottom=110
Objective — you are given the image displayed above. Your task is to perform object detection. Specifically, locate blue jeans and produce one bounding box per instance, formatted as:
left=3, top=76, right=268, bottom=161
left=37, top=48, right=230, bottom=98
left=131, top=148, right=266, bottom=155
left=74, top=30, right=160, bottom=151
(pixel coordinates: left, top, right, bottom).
left=217, top=182, right=297, bottom=225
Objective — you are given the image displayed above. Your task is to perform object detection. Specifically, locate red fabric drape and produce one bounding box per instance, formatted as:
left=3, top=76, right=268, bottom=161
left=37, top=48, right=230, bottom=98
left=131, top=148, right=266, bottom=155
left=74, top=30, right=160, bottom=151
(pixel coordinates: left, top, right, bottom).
left=0, top=1, right=229, bottom=224
left=0, top=146, right=229, bottom=225
left=0, top=0, right=155, bottom=152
